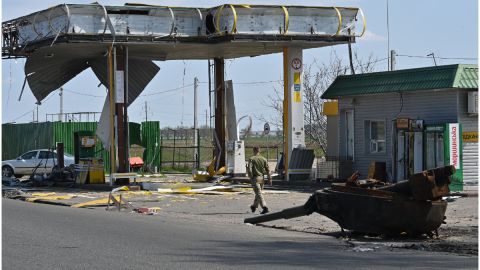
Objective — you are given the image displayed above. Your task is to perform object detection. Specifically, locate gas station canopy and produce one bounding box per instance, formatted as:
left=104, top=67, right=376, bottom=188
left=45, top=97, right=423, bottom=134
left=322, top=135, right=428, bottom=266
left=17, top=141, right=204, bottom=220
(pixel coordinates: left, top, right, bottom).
left=2, top=3, right=365, bottom=102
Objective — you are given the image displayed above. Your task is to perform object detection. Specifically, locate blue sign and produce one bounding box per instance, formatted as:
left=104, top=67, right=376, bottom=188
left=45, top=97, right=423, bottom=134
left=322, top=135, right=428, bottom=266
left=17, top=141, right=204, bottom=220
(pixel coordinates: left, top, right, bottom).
left=294, top=84, right=300, bottom=91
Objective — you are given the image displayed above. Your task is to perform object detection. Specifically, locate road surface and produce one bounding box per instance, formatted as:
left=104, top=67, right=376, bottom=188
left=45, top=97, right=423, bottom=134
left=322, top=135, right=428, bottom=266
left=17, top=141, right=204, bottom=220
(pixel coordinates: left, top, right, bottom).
left=2, top=199, right=476, bottom=269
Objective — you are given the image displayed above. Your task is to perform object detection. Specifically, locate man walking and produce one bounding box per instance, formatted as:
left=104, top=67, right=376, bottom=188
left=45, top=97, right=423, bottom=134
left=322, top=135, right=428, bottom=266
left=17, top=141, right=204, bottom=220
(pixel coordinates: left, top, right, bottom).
left=247, top=146, right=271, bottom=214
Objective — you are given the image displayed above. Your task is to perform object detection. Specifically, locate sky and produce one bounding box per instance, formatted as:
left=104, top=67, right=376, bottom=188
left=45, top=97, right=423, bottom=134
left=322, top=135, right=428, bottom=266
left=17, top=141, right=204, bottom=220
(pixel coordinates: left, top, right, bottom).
left=1, top=0, right=478, bottom=130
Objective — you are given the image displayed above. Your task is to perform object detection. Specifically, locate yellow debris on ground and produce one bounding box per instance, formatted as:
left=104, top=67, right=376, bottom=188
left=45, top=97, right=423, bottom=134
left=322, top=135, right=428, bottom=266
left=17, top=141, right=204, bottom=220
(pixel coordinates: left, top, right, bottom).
left=71, top=195, right=121, bottom=208
left=26, top=195, right=75, bottom=202
left=123, top=191, right=153, bottom=196
left=112, top=186, right=129, bottom=192
left=31, top=192, right=57, bottom=197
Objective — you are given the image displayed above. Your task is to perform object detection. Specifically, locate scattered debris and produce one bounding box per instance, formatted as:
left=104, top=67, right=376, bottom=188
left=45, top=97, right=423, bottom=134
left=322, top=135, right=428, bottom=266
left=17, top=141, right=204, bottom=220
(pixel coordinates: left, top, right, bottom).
left=26, top=194, right=75, bottom=202
left=442, top=196, right=461, bottom=202
left=134, top=207, right=161, bottom=215
left=352, top=246, right=375, bottom=252
left=71, top=196, right=121, bottom=208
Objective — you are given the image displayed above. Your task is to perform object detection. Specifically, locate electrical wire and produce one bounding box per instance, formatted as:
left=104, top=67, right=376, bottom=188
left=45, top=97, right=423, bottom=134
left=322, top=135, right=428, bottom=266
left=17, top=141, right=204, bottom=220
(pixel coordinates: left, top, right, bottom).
left=63, top=88, right=104, bottom=98
left=140, top=83, right=194, bottom=97
left=8, top=92, right=57, bottom=123
left=396, top=54, right=477, bottom=60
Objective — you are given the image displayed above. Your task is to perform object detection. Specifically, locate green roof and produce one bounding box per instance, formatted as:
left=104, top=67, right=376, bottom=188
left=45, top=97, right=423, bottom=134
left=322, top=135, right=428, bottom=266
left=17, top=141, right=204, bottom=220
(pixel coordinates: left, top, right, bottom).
left=321, top=64, right=478, bottom=99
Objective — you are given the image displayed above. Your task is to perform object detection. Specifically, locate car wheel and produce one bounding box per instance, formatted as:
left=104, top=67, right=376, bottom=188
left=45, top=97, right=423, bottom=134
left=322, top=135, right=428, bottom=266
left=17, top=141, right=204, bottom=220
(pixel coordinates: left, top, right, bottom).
left=2, top=166, right=14, bottom=177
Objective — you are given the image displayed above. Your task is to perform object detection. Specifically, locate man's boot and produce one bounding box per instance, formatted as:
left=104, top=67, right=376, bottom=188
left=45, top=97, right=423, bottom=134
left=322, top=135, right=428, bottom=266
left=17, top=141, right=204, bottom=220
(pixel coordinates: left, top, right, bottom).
left=260, top=207, right=269, bottom=214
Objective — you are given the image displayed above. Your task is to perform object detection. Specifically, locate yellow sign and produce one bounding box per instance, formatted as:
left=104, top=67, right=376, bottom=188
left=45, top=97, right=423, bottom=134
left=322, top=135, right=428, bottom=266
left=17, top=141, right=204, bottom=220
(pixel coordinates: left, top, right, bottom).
left=294, top=92, right=301, bottom=102
left=323, top=101, right=338, bottom=116
left=462, top=131, right=478, bottom=142
left=294, top=72, right=301, bottom=84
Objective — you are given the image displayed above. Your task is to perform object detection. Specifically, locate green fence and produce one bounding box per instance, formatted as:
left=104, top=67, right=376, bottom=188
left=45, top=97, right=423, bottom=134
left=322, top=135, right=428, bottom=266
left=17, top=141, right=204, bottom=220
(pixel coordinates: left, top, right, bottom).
left=2, top=122, right=54, bottom=160
left=141, top=121, right=161, bottom=172
left=2, top=121, right=156, bottom=173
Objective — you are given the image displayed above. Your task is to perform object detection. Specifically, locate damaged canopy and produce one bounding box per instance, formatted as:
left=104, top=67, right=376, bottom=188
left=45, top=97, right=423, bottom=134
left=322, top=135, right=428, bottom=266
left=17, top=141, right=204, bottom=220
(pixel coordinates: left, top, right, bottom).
left=24, top=44, right=160, bottom=104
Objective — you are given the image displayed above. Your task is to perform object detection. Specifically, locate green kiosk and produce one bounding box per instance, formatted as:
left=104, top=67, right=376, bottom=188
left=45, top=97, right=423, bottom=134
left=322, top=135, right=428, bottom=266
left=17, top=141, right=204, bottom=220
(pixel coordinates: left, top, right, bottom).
left=396, top=120, right=463, bottom=191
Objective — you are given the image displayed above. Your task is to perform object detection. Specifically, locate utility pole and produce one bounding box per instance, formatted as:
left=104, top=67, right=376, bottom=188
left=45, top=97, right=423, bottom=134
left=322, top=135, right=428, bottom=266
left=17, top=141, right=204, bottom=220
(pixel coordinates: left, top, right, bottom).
left=390, top=50, right=396, bottom=71
left=205, top=109, right=208, bottom=128
left=193, top=77, right=199, bottom=169
left=347, top=29, right=355, bottom=75
left=144, top=101, right=148, bottom=122
left=427, top=53, right=437, bottom=66
left=59, top=87, right=63, bottom=122
left=194, top=77, right=198, bottom=130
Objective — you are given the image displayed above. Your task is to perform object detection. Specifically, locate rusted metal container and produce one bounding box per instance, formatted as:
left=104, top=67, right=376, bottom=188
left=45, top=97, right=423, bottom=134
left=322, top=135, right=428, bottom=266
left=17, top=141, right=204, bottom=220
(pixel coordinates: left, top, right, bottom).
left=245, top=166, right=453, bottom=236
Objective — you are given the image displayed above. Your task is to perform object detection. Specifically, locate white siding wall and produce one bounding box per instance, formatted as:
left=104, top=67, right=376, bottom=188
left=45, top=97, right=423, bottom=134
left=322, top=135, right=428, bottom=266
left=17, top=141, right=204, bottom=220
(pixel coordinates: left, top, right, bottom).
left=338, top=89, right=458, bottom=180
left=457, top=90, right=478, bottom=185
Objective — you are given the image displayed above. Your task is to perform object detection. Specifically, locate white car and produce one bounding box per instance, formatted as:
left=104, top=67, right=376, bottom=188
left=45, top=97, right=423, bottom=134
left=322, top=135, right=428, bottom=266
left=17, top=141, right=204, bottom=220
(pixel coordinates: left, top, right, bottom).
left=2, top=149, right=75, bottom=177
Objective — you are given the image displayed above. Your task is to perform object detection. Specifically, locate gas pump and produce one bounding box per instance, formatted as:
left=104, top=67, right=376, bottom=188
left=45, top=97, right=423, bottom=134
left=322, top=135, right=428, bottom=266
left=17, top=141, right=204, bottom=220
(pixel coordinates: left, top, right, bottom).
left=74, top=131, right=105, bottom=184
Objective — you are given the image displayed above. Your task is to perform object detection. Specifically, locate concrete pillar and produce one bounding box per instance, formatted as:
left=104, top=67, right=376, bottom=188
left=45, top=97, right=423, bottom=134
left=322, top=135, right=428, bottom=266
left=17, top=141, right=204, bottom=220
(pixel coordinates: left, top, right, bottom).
left=283, top=47, right=305, bottom=181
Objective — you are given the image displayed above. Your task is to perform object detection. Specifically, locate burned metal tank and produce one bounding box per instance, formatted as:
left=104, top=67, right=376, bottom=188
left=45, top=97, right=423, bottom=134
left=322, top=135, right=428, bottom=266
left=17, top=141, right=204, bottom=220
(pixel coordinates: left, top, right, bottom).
left=245, top=166, right=455, bottom=236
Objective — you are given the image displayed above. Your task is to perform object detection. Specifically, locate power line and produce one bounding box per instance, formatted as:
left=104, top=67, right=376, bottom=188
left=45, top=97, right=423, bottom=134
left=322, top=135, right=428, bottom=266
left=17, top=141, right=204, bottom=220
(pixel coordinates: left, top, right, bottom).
left=8, top=92, right=57, bottom=122
left=140, top=83, right=194, bottom=97
left=63, top=88, right=105, bottom=98
left=396, top=54, right=478, bottom=60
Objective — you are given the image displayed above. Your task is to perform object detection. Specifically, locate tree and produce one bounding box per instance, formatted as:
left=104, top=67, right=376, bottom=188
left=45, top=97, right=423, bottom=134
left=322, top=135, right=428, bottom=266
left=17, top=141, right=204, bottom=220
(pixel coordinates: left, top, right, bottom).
left=260, top=50, right=378, bottom=154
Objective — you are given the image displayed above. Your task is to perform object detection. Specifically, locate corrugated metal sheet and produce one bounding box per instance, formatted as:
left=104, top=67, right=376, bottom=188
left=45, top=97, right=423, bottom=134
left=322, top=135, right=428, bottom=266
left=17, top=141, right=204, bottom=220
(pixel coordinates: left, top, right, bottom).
left=453, top=65, right=479, bottom=88
left=141, top=121, right=161, bottom=169
left=322, top=64, right=478, bottom=99
left=289, top=148, right=315, bottom=169
left=25, top=47, right=90, bottom=102
left=89, top=57, right=160, bottom=104
left=463, top=142, right=478, bottom=185
left=2, top=123, right=54, bottom=160
left=129, top=122, right=142, bottom=145
left=25, top=45, right=160, bottom=104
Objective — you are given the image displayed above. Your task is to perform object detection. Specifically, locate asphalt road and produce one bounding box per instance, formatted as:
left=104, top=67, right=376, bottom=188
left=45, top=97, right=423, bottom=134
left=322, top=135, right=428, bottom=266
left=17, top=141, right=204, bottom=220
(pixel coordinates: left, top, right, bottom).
left=2, top=199, right=477, bottom=270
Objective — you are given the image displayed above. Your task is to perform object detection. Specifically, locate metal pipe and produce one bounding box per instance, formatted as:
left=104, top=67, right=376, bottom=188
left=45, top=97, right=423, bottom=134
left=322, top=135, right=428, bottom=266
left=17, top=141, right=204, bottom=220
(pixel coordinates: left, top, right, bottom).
left=108, top=46, right=116, bottom=183
left=244, top=205, right=311, bottom=224
left=282, top=48, right=289, bottom=179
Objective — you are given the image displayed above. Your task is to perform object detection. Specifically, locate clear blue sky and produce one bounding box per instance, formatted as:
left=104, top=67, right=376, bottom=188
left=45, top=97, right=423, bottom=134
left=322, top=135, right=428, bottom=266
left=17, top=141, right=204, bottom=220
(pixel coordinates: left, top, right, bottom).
left=1, top=0, right=478, bottom=130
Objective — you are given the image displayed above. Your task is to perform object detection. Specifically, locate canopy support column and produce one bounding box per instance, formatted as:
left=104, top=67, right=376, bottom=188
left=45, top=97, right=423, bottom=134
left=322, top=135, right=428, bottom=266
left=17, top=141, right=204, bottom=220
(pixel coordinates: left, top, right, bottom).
left=283, top=47, right=305, bottom=181
left=214, top=58, right=226, bottom=169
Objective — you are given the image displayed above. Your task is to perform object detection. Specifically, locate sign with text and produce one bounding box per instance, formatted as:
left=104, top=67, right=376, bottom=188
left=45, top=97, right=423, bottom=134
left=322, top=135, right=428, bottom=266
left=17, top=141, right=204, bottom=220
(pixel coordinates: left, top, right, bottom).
left=462, top=131, right=478, bottom=142
left=448, top=123, right=460, bottom=169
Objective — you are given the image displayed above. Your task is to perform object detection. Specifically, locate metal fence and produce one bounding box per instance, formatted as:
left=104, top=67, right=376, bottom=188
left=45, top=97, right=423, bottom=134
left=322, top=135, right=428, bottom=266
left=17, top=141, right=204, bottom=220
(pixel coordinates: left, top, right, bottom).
left=159, top=128, right=282, bottom=171
left=160, top=129, right=201, bottom=170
